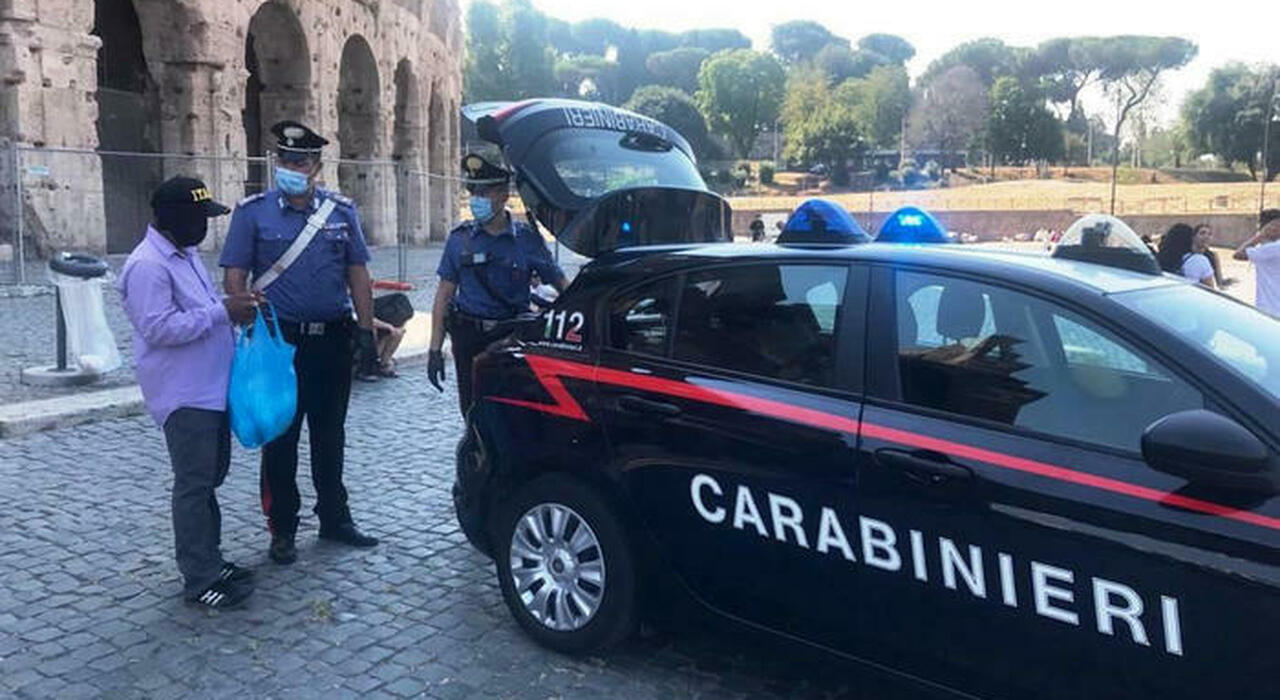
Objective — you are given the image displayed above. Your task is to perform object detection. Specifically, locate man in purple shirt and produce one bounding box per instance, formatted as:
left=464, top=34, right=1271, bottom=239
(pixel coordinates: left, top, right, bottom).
left=119, top=177, right=260, bottom=609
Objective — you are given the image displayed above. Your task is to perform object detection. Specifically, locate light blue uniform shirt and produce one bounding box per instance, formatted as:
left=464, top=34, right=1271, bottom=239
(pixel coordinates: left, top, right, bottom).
left=219, top=189, right=371, bottom=322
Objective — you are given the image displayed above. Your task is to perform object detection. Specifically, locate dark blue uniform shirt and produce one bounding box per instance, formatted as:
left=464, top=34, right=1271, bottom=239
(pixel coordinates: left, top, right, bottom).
left=437, top=216, right=564, bottom=319
left=219, top=189, right=371, bottom=322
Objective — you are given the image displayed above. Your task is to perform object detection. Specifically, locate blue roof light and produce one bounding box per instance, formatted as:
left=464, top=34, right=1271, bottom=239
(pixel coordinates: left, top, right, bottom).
left=777, top=199, right=871, bottom=245
left=877, top=206, right=949, bottom=243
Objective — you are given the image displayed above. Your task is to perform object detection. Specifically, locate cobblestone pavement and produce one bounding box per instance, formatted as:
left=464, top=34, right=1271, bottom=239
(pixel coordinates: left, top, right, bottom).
left=0, top=244, right=589, bottom=405
left=0, top=364, right=943, bottom=699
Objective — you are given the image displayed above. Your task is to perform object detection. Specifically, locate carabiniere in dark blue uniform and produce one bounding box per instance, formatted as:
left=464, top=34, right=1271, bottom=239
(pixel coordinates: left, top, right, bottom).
left=219, top=120, right=380, bottom=565
left=427, top=153, right=567, bottom=416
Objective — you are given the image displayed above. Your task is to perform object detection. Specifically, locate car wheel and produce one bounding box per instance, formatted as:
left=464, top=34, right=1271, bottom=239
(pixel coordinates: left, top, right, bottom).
left=492, top=474, right=636, bottom=653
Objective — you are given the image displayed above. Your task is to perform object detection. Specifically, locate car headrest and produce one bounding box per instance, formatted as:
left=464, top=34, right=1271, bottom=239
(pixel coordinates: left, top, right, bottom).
left=936, top=283, right=986, bottom=340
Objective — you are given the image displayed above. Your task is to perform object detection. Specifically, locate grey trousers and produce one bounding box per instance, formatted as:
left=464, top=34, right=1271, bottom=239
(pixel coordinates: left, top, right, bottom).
left=162, top=408, right=231, bottom=597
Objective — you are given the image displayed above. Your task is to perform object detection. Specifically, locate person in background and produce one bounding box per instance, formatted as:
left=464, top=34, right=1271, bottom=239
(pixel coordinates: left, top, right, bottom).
left=1157, top=223, right=1216, bottom=288
left=749, top=215, right=766, bottom=242
left=119, top=176, right=257, bottom=609
left=370, top=317, right=406, bottom=378
left=1194, top=224, right=1236, bottom=288
left=1232, top=208, right=1280, bottom=315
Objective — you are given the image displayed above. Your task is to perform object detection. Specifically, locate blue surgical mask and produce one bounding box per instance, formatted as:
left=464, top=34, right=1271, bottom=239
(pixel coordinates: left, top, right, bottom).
left=469, top=195, right=495, bottom=223
left=275, top=167, right=311, bottom=197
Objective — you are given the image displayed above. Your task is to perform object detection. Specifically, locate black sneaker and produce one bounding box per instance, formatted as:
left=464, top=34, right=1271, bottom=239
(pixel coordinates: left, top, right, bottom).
left=219, top=562, right=254, bottom=585
left=269, top=534, right=297, bottom=565
left=318, top=522, right=379, bottom=548
left=186, top=580, right=250, bottom=610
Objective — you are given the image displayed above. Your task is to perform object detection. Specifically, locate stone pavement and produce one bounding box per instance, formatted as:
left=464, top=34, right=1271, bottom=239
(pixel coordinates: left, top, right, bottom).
left=0, top=364, right=943, bottom=699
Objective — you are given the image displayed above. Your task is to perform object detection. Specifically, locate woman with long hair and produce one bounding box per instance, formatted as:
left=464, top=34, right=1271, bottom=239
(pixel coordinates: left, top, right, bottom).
left=1157, top=223, right=1216, bottom=288
left=1194, top=223, right=1236, bottom=288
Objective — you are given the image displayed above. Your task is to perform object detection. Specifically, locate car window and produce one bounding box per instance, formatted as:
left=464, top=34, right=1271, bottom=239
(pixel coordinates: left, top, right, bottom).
left=547, top=130, right=706, bottom=199
left=1115, top=285, right=1280, bottom=401
left=673, top=264, right=847, bottom=386
left=609, top=277, right=677, bottom=356
left=1052, top=315, right=1150, bottom=374
left=894, top=271, right=1202, bottom=452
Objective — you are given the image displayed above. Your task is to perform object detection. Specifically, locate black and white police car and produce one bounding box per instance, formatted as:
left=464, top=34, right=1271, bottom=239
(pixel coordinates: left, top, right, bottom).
left=451, top=99, right=1279, bottom=699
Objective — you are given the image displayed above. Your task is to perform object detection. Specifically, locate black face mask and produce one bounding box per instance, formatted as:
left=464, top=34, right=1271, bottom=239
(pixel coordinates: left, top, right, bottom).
left=155, top=205, right=209, bottom=248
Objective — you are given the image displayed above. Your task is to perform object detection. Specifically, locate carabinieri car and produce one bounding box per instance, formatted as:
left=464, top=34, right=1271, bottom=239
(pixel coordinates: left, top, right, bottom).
left=451, top=99, right=1280, bottom=700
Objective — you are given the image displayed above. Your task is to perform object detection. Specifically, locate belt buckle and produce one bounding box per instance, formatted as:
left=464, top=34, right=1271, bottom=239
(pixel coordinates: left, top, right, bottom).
left=305, top=322, right=325, bottom=336
left=481, top=319, right=497, bottom=332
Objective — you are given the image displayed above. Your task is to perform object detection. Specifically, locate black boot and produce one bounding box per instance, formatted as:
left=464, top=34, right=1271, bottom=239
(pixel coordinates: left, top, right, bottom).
left=318, top=521, right=379, bottom=548
left=268, top=518, right=298, bottom=564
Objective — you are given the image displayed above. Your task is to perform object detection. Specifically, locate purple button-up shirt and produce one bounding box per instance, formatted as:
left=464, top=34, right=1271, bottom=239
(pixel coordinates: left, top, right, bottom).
left=118, top=227, right=234, bottom=427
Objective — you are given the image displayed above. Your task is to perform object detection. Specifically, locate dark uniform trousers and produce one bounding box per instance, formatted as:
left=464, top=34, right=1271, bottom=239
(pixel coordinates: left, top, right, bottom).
left=448, top=311, right=511, bottom=416
left=261, top=318, right=354, bottom=535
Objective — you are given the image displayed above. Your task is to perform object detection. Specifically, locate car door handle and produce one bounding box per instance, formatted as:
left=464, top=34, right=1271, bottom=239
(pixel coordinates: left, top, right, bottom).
left=875, top=448, right=973, bottom=484
left=618, top=394, right=682, bottom=418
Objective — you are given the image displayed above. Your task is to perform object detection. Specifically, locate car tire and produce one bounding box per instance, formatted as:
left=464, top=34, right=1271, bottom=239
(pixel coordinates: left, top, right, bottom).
left=491, top=473, right=636, bottom=654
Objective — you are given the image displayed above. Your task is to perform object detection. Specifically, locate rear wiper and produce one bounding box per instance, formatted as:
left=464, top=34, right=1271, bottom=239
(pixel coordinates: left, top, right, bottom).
left=620, top=132, right=672, bottom=152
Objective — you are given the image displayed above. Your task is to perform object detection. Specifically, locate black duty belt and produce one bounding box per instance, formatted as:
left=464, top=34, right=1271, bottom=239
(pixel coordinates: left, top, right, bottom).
left=448, top=308, right=517, bottom=334
left=278, top=317, right=353, bottom=337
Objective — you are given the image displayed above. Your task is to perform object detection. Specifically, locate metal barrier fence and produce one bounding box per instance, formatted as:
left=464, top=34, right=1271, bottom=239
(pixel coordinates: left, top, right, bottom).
left=0, top=145, right=463, bottom=285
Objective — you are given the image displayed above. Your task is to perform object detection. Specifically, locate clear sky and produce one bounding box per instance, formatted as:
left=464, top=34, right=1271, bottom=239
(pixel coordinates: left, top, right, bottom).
left=466, top=0, right=1277, bottom=126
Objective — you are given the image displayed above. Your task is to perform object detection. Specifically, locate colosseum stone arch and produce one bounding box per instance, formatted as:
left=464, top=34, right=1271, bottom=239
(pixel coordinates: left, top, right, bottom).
left=0, top=0, right=463, bottom=255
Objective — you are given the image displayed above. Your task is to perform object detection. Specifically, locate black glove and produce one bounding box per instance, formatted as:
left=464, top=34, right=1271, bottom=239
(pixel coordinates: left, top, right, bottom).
left=427, top=349, right=446, bottom=392
left=355, top=328, right=379, bottom=377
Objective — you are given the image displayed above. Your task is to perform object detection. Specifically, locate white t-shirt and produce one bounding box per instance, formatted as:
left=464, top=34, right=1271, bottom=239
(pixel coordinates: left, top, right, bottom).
left=1245, top=240, right=1280, bottom=315
left=1179, top=253, right=1214, bottom=284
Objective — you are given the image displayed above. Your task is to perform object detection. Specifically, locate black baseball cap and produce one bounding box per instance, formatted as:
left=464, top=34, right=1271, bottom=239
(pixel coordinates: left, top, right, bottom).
left=150, top=176, right=231, bottom=217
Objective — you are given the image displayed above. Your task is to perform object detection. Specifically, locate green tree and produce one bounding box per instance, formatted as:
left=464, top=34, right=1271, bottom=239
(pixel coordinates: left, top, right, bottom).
left=696, top=49, right=786, bottom=158
left=464, top=0, right=556, bottom=101
left=571, top=18, right=627, bottom=54
left=813, top=43, right=888, bottom=84
left=782, top=69, right=864, bottom=183
left=1095, top=36, right=1197, bottom=210
left=909, top=65, right=989, bottom=170
left=555, top=55, right=618, bottom=100
left=679, top=28, right=751, bottom=53
left=624, top=85, right=715, bottom=159
left=770, top=20, right=844, bottom=64
left=1025, top=37, right=1105, bottom=122
left=857, top=34, right=915, bottom=65
left=847, top=64, right=911, bottom=149
left=546, top=17, right=579, bottom=55
left=1182, top=63, right=1280, bottom=179
left=638, top=29, right=680, bottom=55
left=645, top=47, right=710, bottom=94
left=463, top=1, right=505, bottom=101
left=921, top=38, right=1026, bottom=88
left=988, top=76, right=1063, bottom=164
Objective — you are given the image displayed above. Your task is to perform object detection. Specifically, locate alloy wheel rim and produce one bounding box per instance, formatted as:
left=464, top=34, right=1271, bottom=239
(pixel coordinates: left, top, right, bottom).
left=509, top=502, right=606, bottom=631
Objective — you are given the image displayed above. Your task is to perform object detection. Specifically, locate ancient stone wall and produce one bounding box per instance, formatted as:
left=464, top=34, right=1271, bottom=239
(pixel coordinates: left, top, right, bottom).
left=0, top=0, right=463, bottom=255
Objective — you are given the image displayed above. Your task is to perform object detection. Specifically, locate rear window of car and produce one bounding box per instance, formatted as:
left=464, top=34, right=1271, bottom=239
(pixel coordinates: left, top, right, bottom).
left=546, top=130, right=705, bottom=199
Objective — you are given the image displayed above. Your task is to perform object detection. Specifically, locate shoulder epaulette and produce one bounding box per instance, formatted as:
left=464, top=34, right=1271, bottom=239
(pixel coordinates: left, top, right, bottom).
left=236, top=192, right=266, bottom=207
left=327, top=192, right=356, bottom=208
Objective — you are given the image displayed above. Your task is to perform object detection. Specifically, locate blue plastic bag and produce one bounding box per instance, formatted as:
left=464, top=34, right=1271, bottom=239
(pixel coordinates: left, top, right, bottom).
left=228, top=303, right=297, bottom=448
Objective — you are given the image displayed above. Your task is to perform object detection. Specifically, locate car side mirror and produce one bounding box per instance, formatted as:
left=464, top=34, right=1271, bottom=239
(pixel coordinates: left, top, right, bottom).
left=1141, top=410, right=1277, bottom=494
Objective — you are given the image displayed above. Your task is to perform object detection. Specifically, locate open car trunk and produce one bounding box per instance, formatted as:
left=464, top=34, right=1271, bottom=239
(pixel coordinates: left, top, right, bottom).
left=463, top=99, right=733, bottom=258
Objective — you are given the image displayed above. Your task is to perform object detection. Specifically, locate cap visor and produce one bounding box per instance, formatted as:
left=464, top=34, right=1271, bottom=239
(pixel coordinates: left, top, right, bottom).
left=202, top=200, right=232, bottom=217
